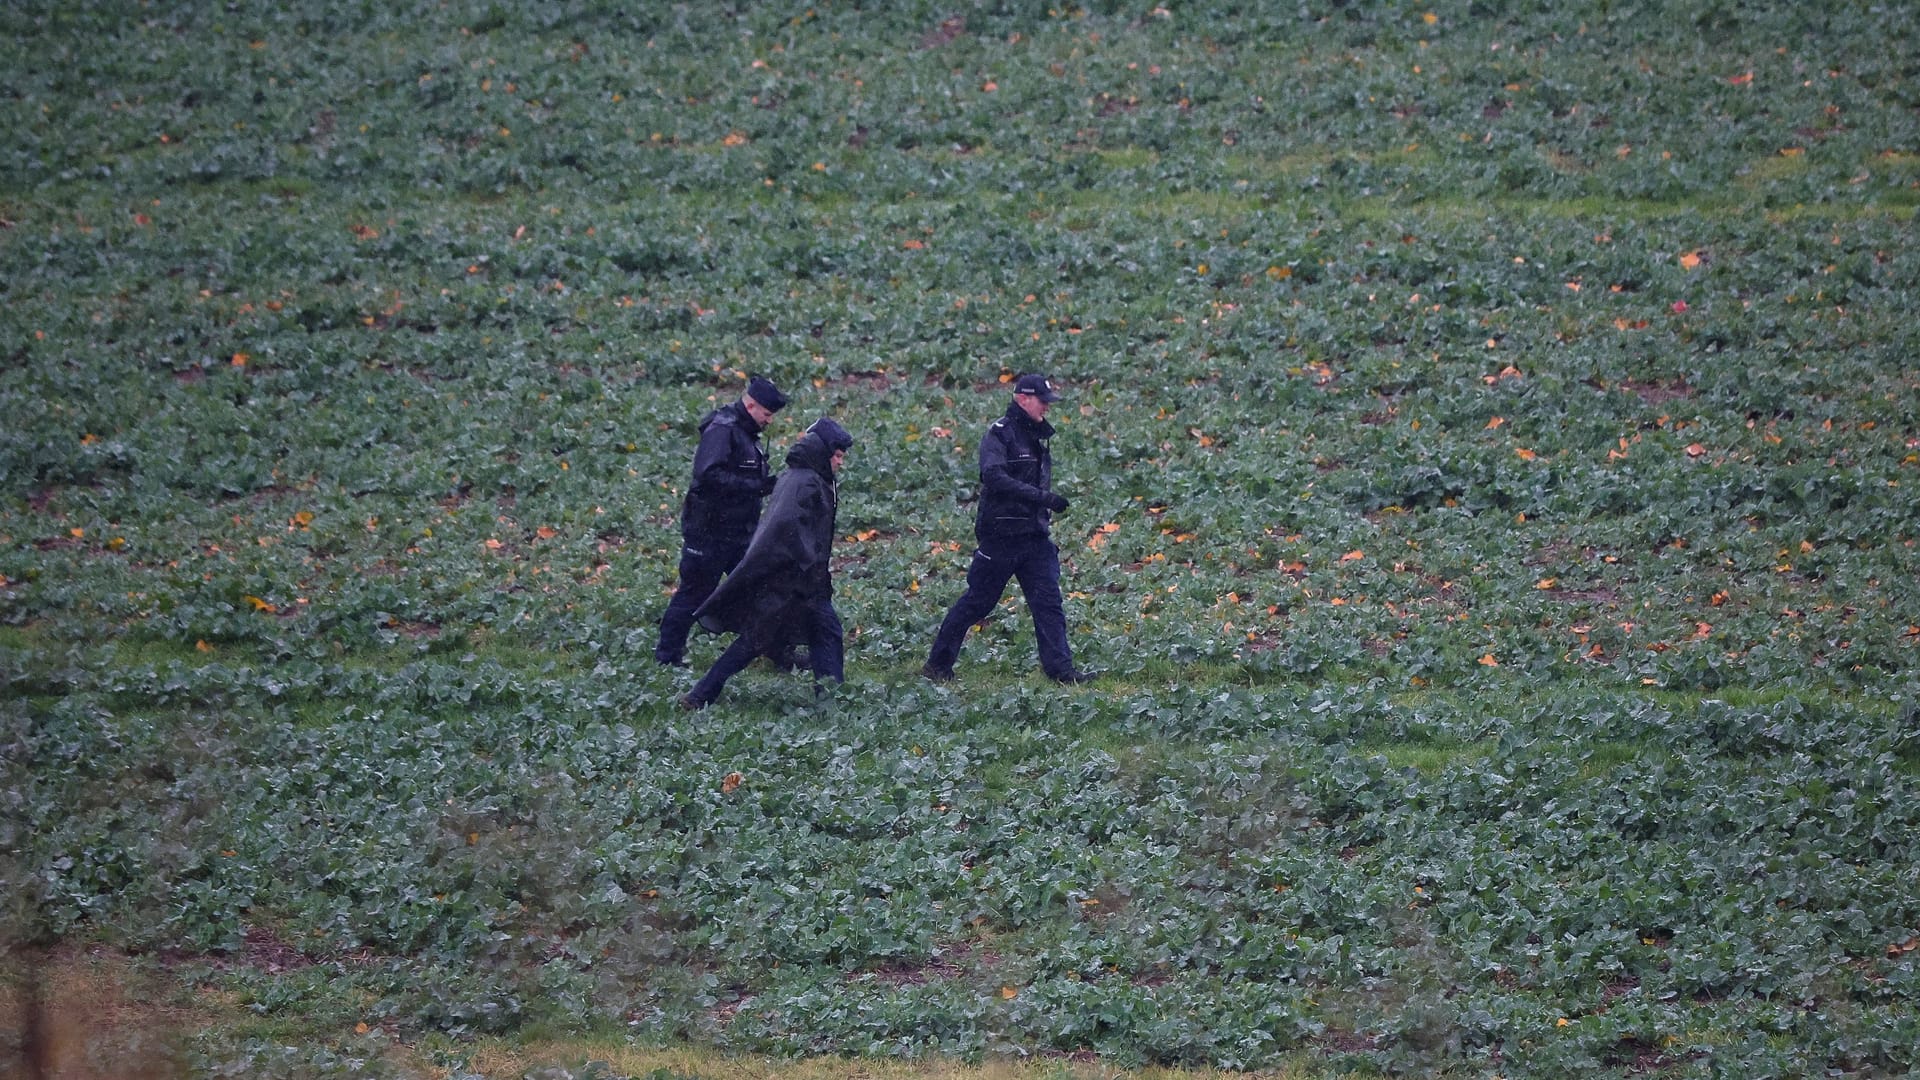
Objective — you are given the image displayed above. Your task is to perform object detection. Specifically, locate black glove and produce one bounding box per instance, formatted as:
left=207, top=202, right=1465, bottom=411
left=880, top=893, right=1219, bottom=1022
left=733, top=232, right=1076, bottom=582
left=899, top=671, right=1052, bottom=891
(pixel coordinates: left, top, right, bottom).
left=1044, top=492, right=1070, bottom=513
left=761, top=475, right=777, bottom=497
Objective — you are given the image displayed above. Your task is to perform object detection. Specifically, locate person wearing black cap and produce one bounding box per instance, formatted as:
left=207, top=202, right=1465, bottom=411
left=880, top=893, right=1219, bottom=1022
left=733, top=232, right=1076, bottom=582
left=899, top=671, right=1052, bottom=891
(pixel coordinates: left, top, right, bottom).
left=922, top=374, right=1095, bottom=685
left=680, top=418, right=854, bottom=708
left=653, top=376, right=788, bottom=667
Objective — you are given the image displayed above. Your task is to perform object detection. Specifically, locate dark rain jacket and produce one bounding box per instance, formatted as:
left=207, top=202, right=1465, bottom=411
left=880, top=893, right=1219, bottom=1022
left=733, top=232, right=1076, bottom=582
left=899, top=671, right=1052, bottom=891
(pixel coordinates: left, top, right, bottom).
left=974, top=401, right=1056, bottom=544
left=679, top=401, right=770, bottom=543
left=692, top=431, right=839, bottom=653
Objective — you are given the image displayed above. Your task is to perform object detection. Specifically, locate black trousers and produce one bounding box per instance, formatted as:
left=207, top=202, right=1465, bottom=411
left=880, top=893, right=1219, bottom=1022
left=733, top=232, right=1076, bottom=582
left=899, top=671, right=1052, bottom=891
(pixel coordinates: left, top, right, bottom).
left=926, top=535, right=1075, bottom=678
left=686, top=598, right=844, bottom=706
left=653, top=536, right=747, bottom=663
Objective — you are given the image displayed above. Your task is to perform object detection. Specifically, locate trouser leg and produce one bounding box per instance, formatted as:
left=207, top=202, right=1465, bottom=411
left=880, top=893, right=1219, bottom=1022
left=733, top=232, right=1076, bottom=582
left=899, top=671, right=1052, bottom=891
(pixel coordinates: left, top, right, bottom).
left=654, top=539, right=742, bottom=662
left=1014, top=539, right=1076, bottom=678
left=926, top=546, right=1018, bottom=670
left=686, top=633, right=761, bottom=706
left=808, top=599, right=845, bottom=684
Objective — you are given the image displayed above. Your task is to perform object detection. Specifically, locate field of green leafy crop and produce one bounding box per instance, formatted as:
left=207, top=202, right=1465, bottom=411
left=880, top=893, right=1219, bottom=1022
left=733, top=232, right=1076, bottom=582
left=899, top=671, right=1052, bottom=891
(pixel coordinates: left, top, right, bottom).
left=4, top=1, right=1919, bottom=1077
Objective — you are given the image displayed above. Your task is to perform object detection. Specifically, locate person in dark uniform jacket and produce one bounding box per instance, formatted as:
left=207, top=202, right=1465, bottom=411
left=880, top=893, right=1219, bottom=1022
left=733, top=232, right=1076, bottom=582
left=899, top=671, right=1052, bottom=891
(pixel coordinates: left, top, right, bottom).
left=653, top=376, right=787, bottom=667
left=680, top=418, right=853, bottom=709
left=922, top=374, right=1094, bottom=685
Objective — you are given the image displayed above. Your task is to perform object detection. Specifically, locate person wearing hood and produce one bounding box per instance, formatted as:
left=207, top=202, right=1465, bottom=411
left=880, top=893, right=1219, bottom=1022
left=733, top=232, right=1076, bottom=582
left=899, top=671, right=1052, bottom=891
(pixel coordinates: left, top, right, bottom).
left=653, top=376, right=787, bottom=667
left=922, top=374, right=1095, bottom=685
left=681, top=418, right=854, bottom=709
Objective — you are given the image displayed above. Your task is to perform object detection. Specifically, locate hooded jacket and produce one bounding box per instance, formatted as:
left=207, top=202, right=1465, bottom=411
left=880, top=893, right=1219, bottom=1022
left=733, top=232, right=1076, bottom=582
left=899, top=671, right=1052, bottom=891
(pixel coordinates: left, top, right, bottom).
left=691, top=431, right=839, bottom=652
left=974, top=400, right=1055, bottom=543
left=680, top=401, right=769, bottom=542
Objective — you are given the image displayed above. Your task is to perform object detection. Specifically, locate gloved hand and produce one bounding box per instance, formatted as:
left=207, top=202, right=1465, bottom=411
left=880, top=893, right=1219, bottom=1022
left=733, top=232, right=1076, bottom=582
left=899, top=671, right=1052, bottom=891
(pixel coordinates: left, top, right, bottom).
left=762, top=475, right=777, bottom=497
left=1044, top=492, right=1070, bottom=513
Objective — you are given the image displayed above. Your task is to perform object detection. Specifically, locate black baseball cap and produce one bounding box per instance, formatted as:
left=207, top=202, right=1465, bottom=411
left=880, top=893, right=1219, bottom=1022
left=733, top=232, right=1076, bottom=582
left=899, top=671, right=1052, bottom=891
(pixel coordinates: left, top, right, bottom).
left=1013, top=373, right=1061, bottom=402
left=746, top=375, right=788, bottom=412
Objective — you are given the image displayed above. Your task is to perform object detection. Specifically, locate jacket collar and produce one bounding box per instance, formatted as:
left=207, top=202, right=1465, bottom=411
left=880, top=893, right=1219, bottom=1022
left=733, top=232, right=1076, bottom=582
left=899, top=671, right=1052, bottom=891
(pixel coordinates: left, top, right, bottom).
left=1004, top=400, right=1054, bottom=440
left=702, top=399, right=766, bottom=438
left=729, top=400, right=765, bottom=437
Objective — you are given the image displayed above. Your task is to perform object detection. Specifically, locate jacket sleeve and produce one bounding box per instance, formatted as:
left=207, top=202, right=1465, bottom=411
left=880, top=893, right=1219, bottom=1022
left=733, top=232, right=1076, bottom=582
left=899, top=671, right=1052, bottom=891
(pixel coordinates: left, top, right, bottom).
left=979, top=423, right=1048, bottom=505
left=690, top=423, right=762, bottom=502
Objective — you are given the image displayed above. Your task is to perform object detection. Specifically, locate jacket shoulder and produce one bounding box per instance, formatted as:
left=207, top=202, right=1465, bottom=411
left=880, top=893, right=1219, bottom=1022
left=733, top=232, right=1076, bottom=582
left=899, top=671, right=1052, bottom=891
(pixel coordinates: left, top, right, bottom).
left=987, top=416, right=1037, bottom=447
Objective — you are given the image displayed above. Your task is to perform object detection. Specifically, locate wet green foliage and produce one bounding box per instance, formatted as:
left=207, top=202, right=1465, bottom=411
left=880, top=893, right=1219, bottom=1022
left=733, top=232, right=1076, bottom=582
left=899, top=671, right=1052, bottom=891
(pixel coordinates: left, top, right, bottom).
left=2, top=1, right=1918, bottom=1076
